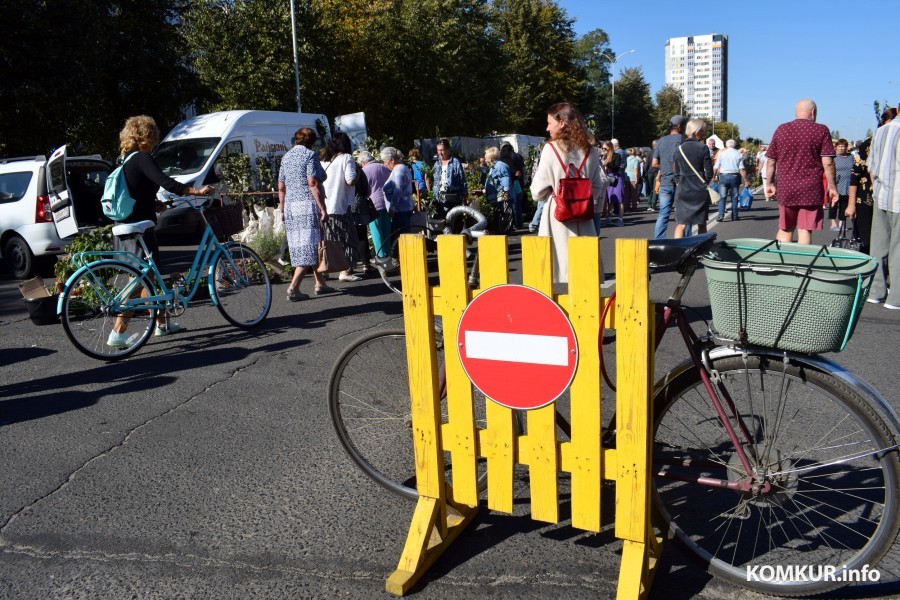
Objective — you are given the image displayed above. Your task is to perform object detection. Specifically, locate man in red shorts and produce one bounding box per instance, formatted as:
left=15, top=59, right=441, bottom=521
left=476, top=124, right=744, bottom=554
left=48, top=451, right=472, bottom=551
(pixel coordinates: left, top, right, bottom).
left=765, top=99, right=838, bottom=244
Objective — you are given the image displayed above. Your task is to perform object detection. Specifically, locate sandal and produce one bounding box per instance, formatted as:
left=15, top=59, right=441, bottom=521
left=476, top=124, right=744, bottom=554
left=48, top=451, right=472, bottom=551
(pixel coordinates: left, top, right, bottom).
left=287, top=287, right=309, bottom=302
left=314, top=285, right=336, bottom=295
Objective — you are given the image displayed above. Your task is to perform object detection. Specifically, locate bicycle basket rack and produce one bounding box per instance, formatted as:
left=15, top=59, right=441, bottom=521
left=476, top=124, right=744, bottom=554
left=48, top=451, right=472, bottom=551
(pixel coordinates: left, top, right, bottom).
left=701, top=238, right=877, bottom=354
left=205, top=202, right=245, bottom=242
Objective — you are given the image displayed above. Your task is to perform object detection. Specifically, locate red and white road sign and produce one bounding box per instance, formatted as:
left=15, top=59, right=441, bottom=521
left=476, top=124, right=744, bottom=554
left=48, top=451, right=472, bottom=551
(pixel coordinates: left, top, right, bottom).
left=456, top=284, right=578, bottom=410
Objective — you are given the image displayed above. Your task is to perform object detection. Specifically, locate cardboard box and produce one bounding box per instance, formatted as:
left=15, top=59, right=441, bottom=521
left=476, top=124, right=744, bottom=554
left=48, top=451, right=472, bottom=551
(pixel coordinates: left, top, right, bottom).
left=18, top=277, right=51, bottom=299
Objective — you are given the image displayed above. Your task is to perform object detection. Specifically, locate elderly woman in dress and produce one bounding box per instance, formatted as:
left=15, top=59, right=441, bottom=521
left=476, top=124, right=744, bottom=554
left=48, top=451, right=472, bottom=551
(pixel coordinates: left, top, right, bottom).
left=530, top=102, right=607, bottom=284
left=673, top=118, right=714, bottom=239
left=279, top=127, right=332, bottom=301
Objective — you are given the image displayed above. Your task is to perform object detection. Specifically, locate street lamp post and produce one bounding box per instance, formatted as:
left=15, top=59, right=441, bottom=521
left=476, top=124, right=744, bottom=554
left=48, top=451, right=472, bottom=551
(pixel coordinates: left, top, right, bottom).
left=290, top=0, right=302, bottom=112
left=598, top=49, right=636, bottom=140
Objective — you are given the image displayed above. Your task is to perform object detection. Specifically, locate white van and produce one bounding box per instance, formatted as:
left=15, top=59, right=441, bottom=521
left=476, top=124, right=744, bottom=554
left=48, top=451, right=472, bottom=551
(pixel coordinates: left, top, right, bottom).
left=152, top=110, right=367, bottom=238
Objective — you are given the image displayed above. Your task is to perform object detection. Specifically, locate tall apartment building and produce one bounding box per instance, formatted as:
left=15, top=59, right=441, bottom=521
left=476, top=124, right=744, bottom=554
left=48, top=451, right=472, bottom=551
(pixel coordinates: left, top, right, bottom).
left=665, top=34, right=728, bottom=123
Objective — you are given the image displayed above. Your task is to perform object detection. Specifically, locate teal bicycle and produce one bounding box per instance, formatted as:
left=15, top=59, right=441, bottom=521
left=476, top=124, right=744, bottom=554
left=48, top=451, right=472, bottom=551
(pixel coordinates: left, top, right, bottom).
left=58, top=201, right=272, bottom=360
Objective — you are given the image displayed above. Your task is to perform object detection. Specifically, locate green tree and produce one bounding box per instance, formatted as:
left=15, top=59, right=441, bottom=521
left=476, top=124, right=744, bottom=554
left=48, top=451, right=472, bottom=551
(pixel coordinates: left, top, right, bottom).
left=0, top=1, right=196, bottom=156
left=653, top=84, right=687, bottom=139
left=608, top=67, right=654, bottom=147
left=490, top=0, right=582, bottom=135
left=573, top=29, right=612, bottom=139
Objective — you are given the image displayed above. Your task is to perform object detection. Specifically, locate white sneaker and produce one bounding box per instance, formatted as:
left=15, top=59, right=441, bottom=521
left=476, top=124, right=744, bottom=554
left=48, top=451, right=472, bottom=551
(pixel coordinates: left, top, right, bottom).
left=867, top=298, right=884, bottom=304
left=885, top=303, right=900, bottom=310
left=107, top=330, right=141, bottom=348
left=155, top=322, right=184, bottom=337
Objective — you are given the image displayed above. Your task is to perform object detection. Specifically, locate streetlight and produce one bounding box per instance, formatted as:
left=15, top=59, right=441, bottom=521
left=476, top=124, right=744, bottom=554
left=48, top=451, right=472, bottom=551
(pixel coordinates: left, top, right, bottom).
left=290, top=0, right=302, bottom=112
left=598, top=49, right=636, bottom=140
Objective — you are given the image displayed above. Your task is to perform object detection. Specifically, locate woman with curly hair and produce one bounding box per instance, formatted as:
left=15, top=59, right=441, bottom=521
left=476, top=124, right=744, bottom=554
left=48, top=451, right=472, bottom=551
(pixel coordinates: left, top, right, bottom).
left=107, top=115, right=215, bottom=347
left=529, top=102, right=607, bottom=284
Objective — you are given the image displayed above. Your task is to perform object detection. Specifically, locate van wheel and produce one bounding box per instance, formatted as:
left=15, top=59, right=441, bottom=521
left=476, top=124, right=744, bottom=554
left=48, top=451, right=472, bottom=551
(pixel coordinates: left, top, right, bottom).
left=4, top=235, right=35, bottom=279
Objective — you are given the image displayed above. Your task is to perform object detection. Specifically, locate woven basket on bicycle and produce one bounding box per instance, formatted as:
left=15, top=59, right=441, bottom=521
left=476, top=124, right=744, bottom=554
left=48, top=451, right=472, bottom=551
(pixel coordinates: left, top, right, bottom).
left=701, top=238, right=877, bottom=354
left=204, top=202, right=245, bottom=242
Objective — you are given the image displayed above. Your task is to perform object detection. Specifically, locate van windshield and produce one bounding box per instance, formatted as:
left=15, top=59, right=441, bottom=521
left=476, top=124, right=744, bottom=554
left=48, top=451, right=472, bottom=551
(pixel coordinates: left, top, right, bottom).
left=154, top=138, right=220, bottom=176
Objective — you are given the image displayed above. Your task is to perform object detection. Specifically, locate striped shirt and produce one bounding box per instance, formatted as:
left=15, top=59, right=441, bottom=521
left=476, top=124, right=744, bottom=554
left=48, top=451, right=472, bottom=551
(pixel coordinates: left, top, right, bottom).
left=868, top=120, right=900, bottom=212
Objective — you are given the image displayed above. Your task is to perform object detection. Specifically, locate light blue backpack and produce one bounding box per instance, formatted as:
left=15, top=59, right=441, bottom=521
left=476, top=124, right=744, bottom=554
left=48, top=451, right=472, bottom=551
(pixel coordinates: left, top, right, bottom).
left=101, top=151, right=138, bottom=221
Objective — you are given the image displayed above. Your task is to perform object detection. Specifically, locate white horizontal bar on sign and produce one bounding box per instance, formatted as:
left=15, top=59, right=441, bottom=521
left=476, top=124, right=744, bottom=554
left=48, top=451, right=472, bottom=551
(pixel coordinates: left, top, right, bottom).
left=463, top=331, right=569, bottom=366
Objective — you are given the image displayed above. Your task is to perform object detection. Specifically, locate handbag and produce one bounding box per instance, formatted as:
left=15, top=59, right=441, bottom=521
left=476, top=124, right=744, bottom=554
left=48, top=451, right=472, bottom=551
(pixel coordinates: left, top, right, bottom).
left=316, top=239, right=349, bottom=273
left=351, top=194, right=378, bottom=225
left=678, top=145, right=719, bottom=204
left=549, top=142, right=594, bottom=223
left=830, top=218, right=864, bottom=252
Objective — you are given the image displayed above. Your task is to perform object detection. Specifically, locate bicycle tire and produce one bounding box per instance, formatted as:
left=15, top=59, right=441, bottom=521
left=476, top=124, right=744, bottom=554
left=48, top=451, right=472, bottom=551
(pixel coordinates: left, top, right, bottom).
left=328, top=328, right=498, bottom=500
left=212, top=243, right=272, bottom=328
left=61, top=261, right=157, bottom=361
left=652, top=353, right=900, bottom=596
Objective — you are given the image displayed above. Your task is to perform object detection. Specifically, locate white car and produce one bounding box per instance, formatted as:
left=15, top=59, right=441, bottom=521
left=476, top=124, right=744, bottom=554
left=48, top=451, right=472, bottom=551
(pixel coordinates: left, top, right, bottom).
left=0, top=147, right=111, bottom=278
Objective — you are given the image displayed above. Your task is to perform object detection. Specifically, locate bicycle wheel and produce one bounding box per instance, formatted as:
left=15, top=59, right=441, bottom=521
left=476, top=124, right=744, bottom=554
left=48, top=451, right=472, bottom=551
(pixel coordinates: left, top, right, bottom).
left=653, top=352, right=900, bottom=596
left=212, top=243, right=272, bottom=328
left=329, top=328, right=499, bottom=500
left=61, top=261, right=157, bottom=361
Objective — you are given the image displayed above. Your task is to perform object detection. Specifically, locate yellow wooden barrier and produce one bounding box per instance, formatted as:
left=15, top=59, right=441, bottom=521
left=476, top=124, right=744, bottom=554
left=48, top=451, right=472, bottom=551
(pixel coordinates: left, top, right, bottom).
left=386, top=234, right=661, bottom=598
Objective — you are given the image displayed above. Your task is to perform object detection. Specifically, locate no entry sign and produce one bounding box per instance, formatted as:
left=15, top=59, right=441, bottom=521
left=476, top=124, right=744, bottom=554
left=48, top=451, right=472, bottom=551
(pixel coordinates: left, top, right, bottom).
left=456, top=284, right=578, bottom=410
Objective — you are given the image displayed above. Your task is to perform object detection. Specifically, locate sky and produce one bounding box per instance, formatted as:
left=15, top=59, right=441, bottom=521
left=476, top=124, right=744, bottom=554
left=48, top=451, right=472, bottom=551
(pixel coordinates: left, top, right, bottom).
left=557, top=0, right=897, bottom=143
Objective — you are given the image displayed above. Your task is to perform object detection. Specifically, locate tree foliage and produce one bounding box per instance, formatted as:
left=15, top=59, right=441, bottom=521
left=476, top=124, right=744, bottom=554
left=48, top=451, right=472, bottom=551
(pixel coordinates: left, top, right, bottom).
left=606, top=67, right=653, bottom=148
left=1, top=0, right=744, bottom=158
left=0, top=1, right=197, bottom=157
left=654, top=85, right=687, bottom=138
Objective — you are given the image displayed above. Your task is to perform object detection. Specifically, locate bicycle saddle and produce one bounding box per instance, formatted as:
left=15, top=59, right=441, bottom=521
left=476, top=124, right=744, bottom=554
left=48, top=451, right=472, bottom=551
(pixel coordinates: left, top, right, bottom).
left=112, top=220, right=155, bottom=238
left=648, top=232, right=717, bottom=270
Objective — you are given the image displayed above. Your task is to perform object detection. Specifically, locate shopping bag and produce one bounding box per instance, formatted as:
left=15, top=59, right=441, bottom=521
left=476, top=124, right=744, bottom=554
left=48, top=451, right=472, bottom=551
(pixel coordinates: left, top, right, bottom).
left=317, top=239, right=349, bottom=273
left=707, top=184, right=721, bottom=205
left=739, top=187, right=753, bottom=210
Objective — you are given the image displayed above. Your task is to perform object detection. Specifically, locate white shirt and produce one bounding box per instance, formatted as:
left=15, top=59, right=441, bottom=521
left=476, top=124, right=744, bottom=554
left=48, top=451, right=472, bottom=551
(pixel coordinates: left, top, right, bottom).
left=321, top=153, right=357, bottom=215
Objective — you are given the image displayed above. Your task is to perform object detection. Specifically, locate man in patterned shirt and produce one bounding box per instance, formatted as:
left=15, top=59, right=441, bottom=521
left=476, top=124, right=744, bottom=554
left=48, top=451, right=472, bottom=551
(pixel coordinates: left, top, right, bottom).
left=867, top=110, right=900, bottom=309
left=765, top=99, right=837, bottom=244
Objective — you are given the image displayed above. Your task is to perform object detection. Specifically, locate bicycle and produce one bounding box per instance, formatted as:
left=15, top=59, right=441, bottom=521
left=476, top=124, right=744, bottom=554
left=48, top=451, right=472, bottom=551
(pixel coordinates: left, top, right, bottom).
left=329, top=231, right=900, bottom=596
left=58, top=199, right=273, bottom=360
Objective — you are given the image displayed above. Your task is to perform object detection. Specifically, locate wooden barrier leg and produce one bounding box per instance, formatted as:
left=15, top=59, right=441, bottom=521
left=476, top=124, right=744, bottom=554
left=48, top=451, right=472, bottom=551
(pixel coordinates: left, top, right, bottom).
left=386, top=493, right=478, bottom=596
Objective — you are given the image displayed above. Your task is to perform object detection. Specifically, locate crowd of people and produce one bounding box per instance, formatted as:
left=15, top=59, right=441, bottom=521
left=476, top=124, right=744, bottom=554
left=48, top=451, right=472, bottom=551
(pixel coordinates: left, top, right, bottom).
left=107, top=95, right=898, bottom=312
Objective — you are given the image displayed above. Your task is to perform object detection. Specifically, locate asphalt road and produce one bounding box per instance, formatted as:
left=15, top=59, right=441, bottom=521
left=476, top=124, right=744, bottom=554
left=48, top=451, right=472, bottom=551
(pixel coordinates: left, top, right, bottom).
left=1, top=198, right=898, bottom=599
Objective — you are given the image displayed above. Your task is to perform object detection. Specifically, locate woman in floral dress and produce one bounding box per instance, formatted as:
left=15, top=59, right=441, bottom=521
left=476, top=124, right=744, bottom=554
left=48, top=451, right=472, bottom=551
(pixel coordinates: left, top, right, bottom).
left=278, top=127, right=333, bottom=301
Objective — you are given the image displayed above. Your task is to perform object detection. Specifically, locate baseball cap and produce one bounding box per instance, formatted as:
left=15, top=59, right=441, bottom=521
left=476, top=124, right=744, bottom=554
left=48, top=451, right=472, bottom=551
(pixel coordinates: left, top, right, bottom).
left=670, top=115, right=686, bottom=127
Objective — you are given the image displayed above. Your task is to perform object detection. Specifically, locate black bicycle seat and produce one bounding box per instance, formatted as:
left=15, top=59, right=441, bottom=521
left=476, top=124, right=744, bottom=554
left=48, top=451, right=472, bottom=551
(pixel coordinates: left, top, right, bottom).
left=648, top=232, right=717, bottom=270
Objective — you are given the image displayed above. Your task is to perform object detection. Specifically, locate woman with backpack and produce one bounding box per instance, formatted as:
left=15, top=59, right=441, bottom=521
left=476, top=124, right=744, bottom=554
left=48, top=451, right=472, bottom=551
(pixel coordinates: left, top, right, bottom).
left=530, top=102, right=606, bottom=285
left=107, top=115, right=214, bottom=347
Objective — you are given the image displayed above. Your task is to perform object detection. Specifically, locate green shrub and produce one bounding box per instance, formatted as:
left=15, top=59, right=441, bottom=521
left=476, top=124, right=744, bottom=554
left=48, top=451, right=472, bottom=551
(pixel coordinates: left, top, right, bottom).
left=250, top=231, right=284, bottom=262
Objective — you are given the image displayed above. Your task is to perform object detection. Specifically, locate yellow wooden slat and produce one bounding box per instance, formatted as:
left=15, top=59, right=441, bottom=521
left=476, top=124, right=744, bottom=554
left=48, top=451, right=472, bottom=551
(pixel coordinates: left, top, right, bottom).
left=519, top=236, right=559, bottom=524
left=475, top=235, right=516, bottom=513
left=399, top=234, right=445, bottom=500
left=565, top=237, right=603, bottom=533
left=437, top=235, right=479, bottom=507
left=613, top=238, right=653, bottom=543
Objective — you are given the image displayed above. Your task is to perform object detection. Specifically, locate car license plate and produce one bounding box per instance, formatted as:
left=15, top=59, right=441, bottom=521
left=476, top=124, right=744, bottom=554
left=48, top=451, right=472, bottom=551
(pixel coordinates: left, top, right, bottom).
left=56, top=206, right=70, bottom=220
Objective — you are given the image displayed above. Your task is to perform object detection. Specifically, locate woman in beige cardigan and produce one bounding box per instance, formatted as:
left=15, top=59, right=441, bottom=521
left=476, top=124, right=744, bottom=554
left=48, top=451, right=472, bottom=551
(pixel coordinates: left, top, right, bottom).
left=530, top=102, right=607, bottom=284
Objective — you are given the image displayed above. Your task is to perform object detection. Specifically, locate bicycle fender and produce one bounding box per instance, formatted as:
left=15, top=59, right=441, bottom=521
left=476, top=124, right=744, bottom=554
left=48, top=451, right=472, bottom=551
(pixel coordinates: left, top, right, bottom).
left=703, top=346, right=900, bottom=440
left=57, top=259, right=138, bottom=315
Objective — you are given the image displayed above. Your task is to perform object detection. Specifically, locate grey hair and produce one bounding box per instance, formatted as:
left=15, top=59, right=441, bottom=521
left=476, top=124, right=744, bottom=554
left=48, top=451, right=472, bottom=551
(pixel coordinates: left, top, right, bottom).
left=357, top=150, right=374, bottom=164
left=380, top=146, right=403, bottom=163
left=725, top=139, right=736, bottom=148
left=685, top=118, right=706, bottom=138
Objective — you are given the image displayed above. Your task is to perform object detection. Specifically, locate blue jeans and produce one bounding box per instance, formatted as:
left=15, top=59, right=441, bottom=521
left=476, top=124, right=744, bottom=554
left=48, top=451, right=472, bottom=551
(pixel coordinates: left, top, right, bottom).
left=511, top=192, right=523, bottom=229
left=654, top=184, right=676, bottom=239
left=718, top=173, right=740, bottom=220
left=391, top=210, right=412, bottom=239
left=530, top=200, right=545, bottom=231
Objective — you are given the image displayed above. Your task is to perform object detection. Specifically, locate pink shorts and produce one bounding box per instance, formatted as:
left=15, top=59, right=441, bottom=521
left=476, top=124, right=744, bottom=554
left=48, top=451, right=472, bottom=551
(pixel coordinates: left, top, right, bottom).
left=779, top=205, right=823, bottom=232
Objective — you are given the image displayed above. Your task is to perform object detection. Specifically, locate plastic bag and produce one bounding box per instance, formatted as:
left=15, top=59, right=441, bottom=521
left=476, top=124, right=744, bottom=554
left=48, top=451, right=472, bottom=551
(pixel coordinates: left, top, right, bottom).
left=739, top=187, right=753, bottom=210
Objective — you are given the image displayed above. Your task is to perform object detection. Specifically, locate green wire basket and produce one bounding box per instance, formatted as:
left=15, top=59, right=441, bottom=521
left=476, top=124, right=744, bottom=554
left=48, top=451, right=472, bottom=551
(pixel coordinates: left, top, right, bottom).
left=701, top=239, right=877, bottom=354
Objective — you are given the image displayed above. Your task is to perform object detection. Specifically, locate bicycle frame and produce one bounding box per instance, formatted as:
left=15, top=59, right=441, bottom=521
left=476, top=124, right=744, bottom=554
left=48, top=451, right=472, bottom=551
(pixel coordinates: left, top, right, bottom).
left=57, top=221, right=242, bottom=315
left=652, top=260, right=900, bottom=495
